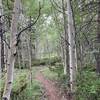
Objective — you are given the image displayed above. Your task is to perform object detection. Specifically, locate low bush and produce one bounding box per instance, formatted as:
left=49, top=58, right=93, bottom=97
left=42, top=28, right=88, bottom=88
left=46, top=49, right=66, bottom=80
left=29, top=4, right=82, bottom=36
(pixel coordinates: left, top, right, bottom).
left=76, top=65, right=100, bottom=100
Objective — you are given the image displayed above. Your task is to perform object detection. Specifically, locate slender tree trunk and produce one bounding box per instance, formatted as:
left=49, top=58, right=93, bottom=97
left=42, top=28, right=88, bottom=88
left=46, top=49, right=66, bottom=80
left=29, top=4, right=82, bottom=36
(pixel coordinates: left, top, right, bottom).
left=0, top=0, right=4, bottom=74
left=18, top=1, right=26, bottom=69
left=3, top=0, right=20, bottom=99
left=67, top=0, right=77, bottom=97
left=27, top=34, right=32, bottom=84
left=0, top=0, right=2, bottom=95
left=27, top=16, right=32, bottom=83
left=0, top=18, right=4, bottom=72
left=0, top=0, right=2, bottom=78
left=62, top=0, right=69, bottom=75
left=60, top=34, right=65, bottom=70
left=21, top=41, right=25, bottom=68
left=17, top=45, right=21, bottom=69
left=95, top=0, right=100, bottom=75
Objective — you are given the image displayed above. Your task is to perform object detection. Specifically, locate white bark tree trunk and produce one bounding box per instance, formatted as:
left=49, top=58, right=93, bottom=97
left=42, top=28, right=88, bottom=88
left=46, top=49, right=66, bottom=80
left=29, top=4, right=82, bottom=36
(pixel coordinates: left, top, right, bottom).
left=3, top=0, right=20, bottom=99
left=67, top=0, right=77, bottom=94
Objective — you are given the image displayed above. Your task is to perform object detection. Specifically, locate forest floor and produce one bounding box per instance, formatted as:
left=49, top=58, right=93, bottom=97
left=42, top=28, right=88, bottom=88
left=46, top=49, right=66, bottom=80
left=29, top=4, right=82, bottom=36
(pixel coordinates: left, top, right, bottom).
left=35, top=71, right=66, bottom=100
left=0, top=67, right=67, bottom=100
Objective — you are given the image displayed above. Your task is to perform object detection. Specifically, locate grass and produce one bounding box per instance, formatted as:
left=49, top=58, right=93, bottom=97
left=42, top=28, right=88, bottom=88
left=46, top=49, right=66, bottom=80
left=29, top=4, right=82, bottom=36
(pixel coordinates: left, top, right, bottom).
left=0, top=66, right=60, bottom=100
left=0, top=67, right=43, bottom=100
left=0, top=70, right=28, bottom=94
left=41, top=67, right=58, bottom=80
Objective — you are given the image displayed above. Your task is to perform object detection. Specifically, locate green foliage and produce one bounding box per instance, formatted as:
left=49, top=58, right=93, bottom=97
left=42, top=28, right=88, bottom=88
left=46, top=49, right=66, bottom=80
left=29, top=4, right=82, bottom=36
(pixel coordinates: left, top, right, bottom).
left=76, top=66, right=100, bottom=100
left=32, top=57, right=61, bottom=66
left=42, top=67, right=58, bottom=80
left=12, top=72, right=28, bottom=93
left=0, top=70, right=28, bottom=99
left=0, top=68, right=43, bottom=100
left=14, top=80, right=42, bottom=100
left=49, top=63, right=63, bottom=77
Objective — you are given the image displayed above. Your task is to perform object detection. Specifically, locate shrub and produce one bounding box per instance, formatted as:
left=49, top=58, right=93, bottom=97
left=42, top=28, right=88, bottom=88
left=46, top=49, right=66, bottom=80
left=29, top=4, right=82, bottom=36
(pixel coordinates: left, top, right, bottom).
left=76, top=66, right=100, bottom=100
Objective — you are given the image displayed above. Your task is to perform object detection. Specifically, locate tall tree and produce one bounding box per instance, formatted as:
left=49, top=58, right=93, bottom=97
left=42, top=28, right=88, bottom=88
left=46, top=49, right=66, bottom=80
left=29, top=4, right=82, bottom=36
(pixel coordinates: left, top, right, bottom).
left=62, top=0, right=69, bottom=76
left=0, top=0, right=4, bottom=74
left=96, top=0, right=100, bottom=75
left=3, top=0, right=20, bottom=99
left=0, top=0, right=2, bottom=78
left=66, top=0, right=77, bottom=97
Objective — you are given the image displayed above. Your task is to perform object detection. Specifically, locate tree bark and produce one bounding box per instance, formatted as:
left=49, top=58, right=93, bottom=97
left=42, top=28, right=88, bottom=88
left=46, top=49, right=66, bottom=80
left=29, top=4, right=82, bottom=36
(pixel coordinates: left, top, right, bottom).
left=0, top=0, right=4, bottom=74
left=3, top=0, right=20, bottom=99
left=67, top=0, right=77, bottom=96
left=0, top=17, right=4, bottom=72
left=95, top=0, right=100, bottom=75
left=62, top=0, right=69, bottom=75
left=27, top=17, right=32, bottom=83
left=27, top=33, right=32, bottom=84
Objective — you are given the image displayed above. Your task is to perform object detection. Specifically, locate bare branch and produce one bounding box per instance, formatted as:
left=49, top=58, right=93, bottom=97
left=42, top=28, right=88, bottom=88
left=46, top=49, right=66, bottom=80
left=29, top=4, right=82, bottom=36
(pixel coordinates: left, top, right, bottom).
left=16, top=2, right=42, bottom=46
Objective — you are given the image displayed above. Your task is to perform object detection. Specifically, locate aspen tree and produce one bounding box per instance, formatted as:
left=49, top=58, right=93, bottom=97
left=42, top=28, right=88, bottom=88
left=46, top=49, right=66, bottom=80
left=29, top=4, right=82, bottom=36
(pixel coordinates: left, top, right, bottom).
left=95, top=0, right=100, bottom=75
left=3, top=0, right=20, bottom=99
left=66, top=0, right=77, bottom=95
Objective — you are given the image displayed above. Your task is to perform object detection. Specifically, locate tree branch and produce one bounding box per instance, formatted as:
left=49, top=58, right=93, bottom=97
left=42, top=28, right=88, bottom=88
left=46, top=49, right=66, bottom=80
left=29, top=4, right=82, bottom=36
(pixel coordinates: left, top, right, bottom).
left=16, top=2, right=42, bottom=46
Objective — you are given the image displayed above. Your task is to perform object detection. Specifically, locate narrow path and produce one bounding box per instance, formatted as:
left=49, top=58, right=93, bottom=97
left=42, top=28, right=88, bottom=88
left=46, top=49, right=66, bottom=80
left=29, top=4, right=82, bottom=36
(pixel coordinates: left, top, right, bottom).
left=35, top=71, right=65, bottom=100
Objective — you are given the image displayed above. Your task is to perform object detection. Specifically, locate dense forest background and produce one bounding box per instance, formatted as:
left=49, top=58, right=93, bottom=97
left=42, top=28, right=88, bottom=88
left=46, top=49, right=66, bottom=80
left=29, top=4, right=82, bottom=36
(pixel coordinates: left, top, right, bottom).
left=0, top=0, right=100, bottom=100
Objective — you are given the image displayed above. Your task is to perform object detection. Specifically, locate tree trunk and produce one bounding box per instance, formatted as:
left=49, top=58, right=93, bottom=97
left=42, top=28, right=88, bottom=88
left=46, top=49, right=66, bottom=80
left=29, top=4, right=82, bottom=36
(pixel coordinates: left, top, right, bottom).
left=0, top=0, right=4, bottom=74
left=62, top=0, right=69, bottom=76
left=27, top=34, right=32, bottom=84
left=17, top=45, right=21, bottom=69
left=3, top=0, right=20, bottom=99
left=95, top=0, right=100, bottom=75
left=67, top=0, right=77, bottom=96
left=27, top=16, right=32, bottom=83
left=0, top=18, right=4, bottom=72
left=0, top=2, right=3, bottom=99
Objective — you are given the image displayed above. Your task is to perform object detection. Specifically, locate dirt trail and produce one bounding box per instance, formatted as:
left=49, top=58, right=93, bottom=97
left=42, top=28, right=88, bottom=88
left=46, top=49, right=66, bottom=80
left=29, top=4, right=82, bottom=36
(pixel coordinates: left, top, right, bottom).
left=35, top=71, right=65, bottom=100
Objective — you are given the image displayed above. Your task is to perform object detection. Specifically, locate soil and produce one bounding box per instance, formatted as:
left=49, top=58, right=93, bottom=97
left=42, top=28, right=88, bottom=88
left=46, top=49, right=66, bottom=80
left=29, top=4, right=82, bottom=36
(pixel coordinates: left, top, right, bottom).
left=35, top=71, right=66, bottom=100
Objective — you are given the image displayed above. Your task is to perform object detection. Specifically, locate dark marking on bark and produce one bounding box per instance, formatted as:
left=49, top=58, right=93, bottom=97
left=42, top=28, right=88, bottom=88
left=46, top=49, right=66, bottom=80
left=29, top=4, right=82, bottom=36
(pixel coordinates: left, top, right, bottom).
left=8, top=82, right=12, bottom=84
left=2, top=97, right=8, bottom=100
